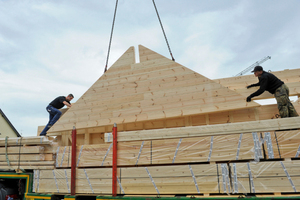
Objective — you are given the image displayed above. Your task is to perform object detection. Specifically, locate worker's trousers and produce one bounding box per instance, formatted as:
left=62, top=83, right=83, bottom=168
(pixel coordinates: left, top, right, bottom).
left=40, top=105, right=62, bottom=136
left=274, top=84, right=299, bottom=118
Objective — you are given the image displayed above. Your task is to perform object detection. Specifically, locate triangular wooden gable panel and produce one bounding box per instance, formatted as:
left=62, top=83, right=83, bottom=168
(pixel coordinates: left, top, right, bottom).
left=49, top=45, right=259, bottom=133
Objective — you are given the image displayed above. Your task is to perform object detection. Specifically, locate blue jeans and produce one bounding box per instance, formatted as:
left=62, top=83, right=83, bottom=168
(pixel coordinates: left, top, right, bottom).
left=40, top=105, right=62, bottom=136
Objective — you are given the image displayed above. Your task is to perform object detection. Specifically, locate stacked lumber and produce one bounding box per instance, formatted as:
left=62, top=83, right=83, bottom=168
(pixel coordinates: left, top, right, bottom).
left=35, top=122, right=300, bottom=195
left=0, top=136, right=56, bottom=170
left=33, top=164, right=223, bottom=194
left=56, top=132, right=257, bottom=168
left=232, top=160, right=300, bottom=193
left=33, top=160, right=300, bottom=194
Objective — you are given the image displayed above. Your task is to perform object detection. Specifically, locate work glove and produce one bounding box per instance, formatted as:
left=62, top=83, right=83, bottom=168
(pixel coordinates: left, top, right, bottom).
left=246, top=85, right=253, bottom=89
left=246, top=96, right=252, bottom=102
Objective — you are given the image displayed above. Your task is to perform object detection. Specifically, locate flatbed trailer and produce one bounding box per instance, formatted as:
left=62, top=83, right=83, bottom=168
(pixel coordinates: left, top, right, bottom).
left=1, top=170, right=300, bottom=200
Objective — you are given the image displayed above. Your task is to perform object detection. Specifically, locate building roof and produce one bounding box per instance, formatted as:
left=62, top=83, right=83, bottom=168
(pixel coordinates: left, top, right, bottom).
left=0, top=108, right=21, bottom=137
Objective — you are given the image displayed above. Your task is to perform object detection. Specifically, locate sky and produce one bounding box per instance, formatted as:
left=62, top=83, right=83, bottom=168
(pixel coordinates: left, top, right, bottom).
left=1, top=0, right=300, bottom=137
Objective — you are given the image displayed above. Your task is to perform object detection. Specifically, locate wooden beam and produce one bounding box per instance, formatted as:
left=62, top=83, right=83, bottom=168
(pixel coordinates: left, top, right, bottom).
left=0, top=146, right=43, bottom=154
left=0, top=136, right=51, bottom=146
left=104, top=117, right=300, bottom=142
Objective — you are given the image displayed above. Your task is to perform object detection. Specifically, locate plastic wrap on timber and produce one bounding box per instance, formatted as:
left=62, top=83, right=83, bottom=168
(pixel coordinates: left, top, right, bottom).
left=56, top=132, right=259, bottom=168
left=261, top=130, right=300, bottom=159
left=34, top=160, right=300, bottom=195
left=0, top=136, right=51, bottom=146
left=33, top=164, right=222, bottom=194
left=231, top=160, right=300, bottom=193
left=104, top=117, right=300, bottom=142
left=0, top=136, right=56, bottom=170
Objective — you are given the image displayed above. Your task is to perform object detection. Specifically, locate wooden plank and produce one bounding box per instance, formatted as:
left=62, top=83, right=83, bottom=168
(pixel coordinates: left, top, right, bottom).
left=0, top=154, right=47, bottom=161
left=0, top=146, right=43, bottom=154
left=0, top=136, right=51, bottom=146
left=0, top=161, right=54, bottom=166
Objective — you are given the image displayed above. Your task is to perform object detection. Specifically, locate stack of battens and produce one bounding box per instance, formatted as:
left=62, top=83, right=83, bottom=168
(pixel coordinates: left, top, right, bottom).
left=32, top=128, right=300, bottom=194
left=0, top=136, right=56, bottom=170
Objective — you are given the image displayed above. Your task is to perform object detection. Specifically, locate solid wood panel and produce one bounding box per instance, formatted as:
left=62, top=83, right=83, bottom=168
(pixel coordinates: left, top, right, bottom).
left=49, top=45, right=259, bottom=133
left=214, top=68, right=300, bottom=90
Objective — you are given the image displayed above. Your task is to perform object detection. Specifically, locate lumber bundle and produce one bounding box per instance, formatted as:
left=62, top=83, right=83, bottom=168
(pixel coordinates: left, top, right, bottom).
left=0, top=137, right=57, bottom=170
left=33, top=164, right=221, bottom=194
left=0, top=136, right=51, bottom=146
left=56, top=132, right=258, bottom=168
left=33, top=160, right=300, bottom=194
left=233, top=160, right=300, bottom=193
left=265, top=130, right=300, bottom=159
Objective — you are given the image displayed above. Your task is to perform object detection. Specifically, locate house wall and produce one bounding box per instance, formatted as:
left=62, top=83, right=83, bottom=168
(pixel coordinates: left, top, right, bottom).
left=0, top=112, right=19, bottom=138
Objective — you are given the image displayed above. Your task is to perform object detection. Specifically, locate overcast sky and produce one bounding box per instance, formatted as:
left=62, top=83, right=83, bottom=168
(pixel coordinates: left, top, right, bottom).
left=1, top=0, right=300, bottom=137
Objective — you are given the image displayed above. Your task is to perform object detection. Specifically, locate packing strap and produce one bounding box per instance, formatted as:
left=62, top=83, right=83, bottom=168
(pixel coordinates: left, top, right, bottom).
left=172, top=138, right=182, bottom=163
left=102, top=143, right=113, bottom=166
left=136, top=141, right=144, bottom=165
left=84, top=169, right=94, bottom=193
left=145, top=167, right=160, bottom=195
left=188, top=165, right=200, bottom=193
left=208, top=136, right=213, bottom=162
left=280, top=161, right=297, bottom=192
left=236, top=133, right=243, bottom=160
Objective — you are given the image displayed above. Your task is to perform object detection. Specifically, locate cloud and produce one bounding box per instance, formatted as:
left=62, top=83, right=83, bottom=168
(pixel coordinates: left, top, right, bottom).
left=1, top=0, right=300, bottom=136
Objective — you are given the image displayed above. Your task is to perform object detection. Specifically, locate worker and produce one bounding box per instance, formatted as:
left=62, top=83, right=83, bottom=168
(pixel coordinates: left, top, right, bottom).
left=246, top=66, right=298, bottom=118
left=40, top=94, right=74, bottom=136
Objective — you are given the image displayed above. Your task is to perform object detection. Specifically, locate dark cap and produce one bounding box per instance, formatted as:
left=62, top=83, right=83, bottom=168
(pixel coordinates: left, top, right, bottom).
left=251, top=66, right=263, bottom=73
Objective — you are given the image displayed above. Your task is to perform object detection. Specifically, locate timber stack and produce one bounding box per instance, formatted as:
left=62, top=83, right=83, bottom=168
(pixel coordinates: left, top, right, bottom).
left=4, top=45, right=300, bottom=196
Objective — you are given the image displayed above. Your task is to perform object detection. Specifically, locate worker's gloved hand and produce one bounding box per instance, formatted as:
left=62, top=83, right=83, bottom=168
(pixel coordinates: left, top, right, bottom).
left=246, top=85, right=253, bottom=89
left=246, top=96, right=252, bottom=102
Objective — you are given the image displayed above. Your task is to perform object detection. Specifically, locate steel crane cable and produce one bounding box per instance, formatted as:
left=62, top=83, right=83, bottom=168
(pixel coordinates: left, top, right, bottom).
left=152, top=0, right=175, bottom=61
left=104, top=0, right=119, bottom=73
left=104, top=0, right=175, bottom=73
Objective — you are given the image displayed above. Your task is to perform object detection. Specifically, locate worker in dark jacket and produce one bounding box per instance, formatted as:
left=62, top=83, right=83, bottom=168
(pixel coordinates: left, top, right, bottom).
left=246, top=66, right=298, bottom=118
left=40, top=94, right=74, bottom=136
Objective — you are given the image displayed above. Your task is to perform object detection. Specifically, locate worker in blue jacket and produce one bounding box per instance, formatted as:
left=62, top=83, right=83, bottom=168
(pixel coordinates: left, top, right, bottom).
left=246, top=66, right=298, bottom=118
left=40, top=94, right=74, bottom=136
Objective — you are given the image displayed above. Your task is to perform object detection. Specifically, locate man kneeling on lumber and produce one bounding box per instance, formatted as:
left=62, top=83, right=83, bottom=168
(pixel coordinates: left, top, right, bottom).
left=40, top=94, right=74, bottom=136
left=246, top=66, right=298, bottom=118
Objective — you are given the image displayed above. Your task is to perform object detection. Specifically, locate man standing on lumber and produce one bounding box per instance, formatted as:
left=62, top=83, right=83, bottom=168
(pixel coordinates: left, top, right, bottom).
left=246, top=66, right=298, bottom=118
left=40, top=94, right=74, bottom=136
